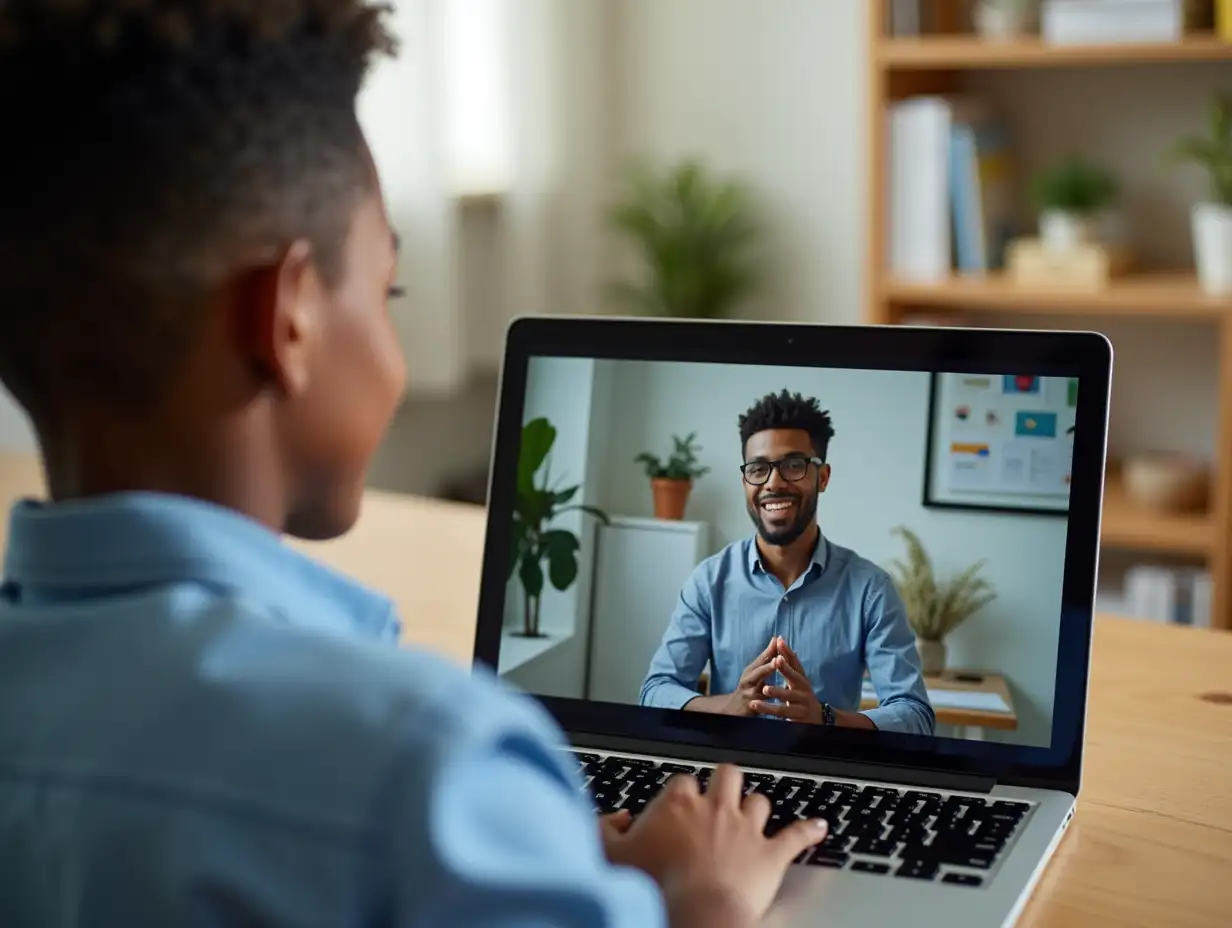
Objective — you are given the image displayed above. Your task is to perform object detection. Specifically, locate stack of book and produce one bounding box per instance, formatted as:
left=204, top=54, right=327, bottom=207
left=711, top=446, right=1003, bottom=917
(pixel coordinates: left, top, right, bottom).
left=1121, top=564, right=1213, bottom=626
left=887, top=95, right=1019, bottom=282
left=1041, top=0, right=1212, bottom=44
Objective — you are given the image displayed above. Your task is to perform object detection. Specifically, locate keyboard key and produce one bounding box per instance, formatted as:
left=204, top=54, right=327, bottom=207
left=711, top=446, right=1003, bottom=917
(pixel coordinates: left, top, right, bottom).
left=850, top=837, right=898, bottom=857
left=851, top=861, right=892, bottom=875
left=573, top=752, right=600, bottom=764
left=991, top=800, right=1029, bottom=816
left=896, top=859, right=940, bottom=881
left=805, top=850, right=848, bottom=868
left=621, top=759, right=656, bottom=770
left=743, top=772, right=777, bottom=785
left=659, top=763, right=697, bottom=774
left=942, top=872, right=984, bottom=887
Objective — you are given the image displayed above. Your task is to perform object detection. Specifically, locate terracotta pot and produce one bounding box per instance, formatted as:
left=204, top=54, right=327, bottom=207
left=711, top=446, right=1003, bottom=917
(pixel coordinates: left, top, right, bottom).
left=651, top=478, right=692, bottom=520
left=915, top=637, right=946, bottom=676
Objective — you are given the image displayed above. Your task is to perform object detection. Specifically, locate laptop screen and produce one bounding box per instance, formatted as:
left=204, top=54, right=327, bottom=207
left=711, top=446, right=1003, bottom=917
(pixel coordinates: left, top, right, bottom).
left=491, top=354, right=1079, bottom=756
left=475, top=320, right=1110, bottom=789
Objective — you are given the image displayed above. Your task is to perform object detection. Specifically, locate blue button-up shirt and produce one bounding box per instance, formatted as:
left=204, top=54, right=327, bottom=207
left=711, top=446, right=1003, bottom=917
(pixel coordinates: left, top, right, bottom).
left=640, top=533, right=935, bottom=736
left=0, top=492, right=663, bottom=926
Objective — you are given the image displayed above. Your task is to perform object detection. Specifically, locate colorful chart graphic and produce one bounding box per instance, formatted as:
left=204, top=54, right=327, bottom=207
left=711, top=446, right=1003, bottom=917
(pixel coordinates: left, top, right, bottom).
left=1016, top=411, right=1057, bottom=438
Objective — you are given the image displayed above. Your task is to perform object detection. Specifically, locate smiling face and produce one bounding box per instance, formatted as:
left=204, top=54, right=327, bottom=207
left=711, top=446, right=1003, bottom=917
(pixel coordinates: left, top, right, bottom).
left=742, top=427, right=831, bottom=547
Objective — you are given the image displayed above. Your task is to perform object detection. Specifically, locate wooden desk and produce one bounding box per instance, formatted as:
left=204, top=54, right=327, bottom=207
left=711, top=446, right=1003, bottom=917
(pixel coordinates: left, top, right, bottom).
left=0, top=452, right=1229, bottom=925
left=861, top=670, right=1019, bottom=739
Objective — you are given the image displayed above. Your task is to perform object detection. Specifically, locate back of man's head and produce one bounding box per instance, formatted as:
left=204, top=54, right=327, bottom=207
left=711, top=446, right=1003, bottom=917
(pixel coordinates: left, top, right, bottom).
left=0, top=0, right=393, bottom=421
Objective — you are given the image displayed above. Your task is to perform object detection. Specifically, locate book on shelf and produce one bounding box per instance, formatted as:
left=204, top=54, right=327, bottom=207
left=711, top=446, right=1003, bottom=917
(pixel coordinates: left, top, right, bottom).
left=887, top=95, right=1021, bottom=283
left=1123, top=564, right=1213, bottom=627
left=1220, top=0, right=1232, bottom=38
left=1041, top=0, right=1208, bottom=45
left=888, top=0, right=924, bottom=36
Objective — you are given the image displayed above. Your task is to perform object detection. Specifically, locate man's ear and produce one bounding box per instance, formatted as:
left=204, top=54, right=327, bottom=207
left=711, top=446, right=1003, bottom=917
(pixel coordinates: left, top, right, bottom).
left=818, top=463, right=831, bottom=493
left=235, top=239, right=322, bottom=397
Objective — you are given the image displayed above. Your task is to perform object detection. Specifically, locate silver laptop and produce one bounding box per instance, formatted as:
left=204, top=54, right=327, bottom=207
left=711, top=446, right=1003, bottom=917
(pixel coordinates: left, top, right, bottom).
left=473, top=317, right=1111, bottom=927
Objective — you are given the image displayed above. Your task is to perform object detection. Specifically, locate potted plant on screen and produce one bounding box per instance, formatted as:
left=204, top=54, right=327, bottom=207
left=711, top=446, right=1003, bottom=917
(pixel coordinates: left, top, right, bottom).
left=1029, top=156, right=1119, bottom=253
left=886, top=526, right=997, bottom=676
left=635, top=433, right=710, bottom=521
left=1165, top=89, right=1232, bottom=295
left=510, top=417, right=609, bottom=638
left=604, top=157, right=762, bottom=319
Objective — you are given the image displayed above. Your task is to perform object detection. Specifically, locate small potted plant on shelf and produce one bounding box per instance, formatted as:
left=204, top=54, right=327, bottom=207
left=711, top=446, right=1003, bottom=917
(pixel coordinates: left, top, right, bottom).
left=634, top=433, right=710, bottom=521
left=886, top=526, right=997, bottom=676
left=1165, top=89, right=1232, bottom=296
left=510, top=417, right=609, bottom=638
left=605, top=157, right=762, bottom=319
left=1029, top=156, right=1119, bottom=253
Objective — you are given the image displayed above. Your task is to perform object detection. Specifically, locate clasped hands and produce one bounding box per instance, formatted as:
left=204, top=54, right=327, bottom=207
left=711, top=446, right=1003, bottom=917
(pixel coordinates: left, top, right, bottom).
left=727, top=635, right=824, bottom=724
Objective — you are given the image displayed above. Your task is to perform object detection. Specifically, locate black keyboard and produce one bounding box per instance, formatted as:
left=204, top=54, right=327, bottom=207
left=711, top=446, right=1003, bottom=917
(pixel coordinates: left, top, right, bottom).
left=573, top=751, right=1033, bottom=888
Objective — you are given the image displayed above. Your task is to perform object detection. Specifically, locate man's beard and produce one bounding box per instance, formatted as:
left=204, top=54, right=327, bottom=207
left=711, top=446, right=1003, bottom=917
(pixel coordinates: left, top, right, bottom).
left=747, top=488, right=818, bottom=547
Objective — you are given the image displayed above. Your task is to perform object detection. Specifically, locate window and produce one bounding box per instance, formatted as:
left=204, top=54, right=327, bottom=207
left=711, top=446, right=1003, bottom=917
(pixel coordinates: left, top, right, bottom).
left=441, top=0, right=512, bottom=197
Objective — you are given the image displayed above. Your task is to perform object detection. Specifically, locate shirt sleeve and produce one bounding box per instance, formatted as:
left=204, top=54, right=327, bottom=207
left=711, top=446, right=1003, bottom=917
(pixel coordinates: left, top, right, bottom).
left=638, top=566, right=713, bottom=710
left=384, top=674, right=666, bottom=928
left=861, top=574, right=937, bottom=736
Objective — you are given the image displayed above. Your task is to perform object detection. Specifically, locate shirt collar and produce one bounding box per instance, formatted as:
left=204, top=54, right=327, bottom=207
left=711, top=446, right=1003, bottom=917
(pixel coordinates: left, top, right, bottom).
left=2, top=491, right=400, bottom=644
left=747, top=528, right=828, bottom=575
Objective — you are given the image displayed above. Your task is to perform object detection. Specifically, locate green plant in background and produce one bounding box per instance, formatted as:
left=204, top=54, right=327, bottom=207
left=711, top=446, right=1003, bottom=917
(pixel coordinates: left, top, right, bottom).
left=634, top=432, right=711, bottom=481
left=1029, top=156, right=1119, bottom=215
left=510, top=417, right=609, bottom=638
left=1164, top=89, right=1232, bottom=205
left=886, top=526, right=997, bottom=642
left=605, top=158, right=761, bottom=319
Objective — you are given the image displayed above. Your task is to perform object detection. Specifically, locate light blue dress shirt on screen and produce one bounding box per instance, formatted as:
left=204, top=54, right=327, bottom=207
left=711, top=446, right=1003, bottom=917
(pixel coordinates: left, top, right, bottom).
left=640, top=533, right=936, bottom=737
left=0, top=492, right=664, bottom=927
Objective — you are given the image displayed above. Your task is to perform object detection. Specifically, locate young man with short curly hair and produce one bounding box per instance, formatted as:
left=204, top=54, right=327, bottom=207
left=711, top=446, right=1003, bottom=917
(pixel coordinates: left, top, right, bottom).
left=0, top=3, right=825, bottom=925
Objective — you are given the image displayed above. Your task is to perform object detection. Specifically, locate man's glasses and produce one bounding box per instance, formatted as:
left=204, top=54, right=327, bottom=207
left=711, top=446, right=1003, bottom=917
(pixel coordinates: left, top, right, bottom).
left=739, top=455, right=823, bottom=486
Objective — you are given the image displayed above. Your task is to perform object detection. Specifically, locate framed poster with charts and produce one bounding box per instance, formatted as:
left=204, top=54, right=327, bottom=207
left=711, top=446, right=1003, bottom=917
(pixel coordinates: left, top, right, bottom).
left=922, top=371, right=1076, bottom=515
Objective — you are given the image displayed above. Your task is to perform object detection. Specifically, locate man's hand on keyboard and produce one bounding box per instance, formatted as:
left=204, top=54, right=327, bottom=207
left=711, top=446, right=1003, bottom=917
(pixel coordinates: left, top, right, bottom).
left=603, top=764, right=829, bottom=928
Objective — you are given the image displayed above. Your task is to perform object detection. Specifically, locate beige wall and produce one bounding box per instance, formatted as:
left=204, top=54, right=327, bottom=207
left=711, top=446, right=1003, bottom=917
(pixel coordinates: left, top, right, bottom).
left=610, top=0, right=867, bottom=325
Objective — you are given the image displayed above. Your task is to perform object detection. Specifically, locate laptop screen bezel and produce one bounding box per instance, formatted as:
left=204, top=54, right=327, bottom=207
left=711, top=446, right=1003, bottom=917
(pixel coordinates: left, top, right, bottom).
left=474, top=317, right=1110, bottom=796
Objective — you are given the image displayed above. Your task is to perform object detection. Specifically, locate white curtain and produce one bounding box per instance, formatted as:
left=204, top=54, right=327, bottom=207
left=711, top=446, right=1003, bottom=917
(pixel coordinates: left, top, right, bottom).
left=358, top=0, right=462, bottom=397
left=502, top=0, right=610, bottom=326
left=357, top=0, right=608, bottom=396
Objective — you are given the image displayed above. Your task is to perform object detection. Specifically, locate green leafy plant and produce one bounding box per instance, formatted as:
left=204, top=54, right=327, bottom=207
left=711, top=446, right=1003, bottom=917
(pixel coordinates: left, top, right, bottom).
left=1164, top=89, right=1232, bottom=206
left=605, top=158, right=761, bottom=319
left=510, top=417, right=609, bottom=638
left=634, top=432, right=711, bottom=482
left=1029, top=156, right=1119, bottom=215
left=886, top=526, right=996, bottom=642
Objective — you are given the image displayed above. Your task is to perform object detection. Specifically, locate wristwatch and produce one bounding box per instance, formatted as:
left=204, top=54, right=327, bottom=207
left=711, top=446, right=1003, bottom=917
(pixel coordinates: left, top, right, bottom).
left=821, top=702, right=835, bottom=726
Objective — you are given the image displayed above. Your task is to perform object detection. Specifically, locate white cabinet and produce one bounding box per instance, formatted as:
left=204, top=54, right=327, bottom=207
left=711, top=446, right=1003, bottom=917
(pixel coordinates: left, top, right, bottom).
left=585, top=516, right=710, bottom=705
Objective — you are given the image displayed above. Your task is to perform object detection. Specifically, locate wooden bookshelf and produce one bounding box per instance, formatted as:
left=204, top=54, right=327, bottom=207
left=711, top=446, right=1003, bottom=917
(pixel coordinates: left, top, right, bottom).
left=883, top=272, right=1226, bottom=320
left=1101, top=468, right=1214, bottom=558
left=879, top=33, right=1232, bottom=69
left=865, top=1, right=1232, bottom=630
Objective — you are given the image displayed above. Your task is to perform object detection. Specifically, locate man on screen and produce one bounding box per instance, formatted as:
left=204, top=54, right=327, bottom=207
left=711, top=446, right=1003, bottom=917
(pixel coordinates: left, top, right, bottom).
left=639, top=389, right=935, bottom=736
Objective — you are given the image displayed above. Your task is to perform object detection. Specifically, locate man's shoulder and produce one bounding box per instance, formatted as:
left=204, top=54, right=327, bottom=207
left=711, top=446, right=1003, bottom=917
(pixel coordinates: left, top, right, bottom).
left=688, top=537, right=754, bottom=583
left=826, top=538, right=894, bottom=590
left=75, top=593, right=564, bottom=829
left=206, top=598, right=556, bottom=752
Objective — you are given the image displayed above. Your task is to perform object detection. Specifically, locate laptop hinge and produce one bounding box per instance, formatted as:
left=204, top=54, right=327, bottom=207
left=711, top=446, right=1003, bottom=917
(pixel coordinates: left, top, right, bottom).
left=571, top=733, right=997, bottom=794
